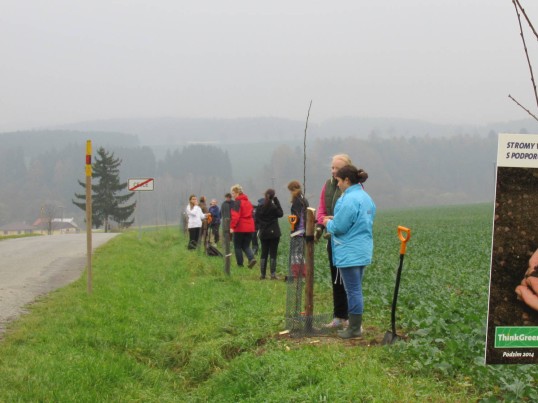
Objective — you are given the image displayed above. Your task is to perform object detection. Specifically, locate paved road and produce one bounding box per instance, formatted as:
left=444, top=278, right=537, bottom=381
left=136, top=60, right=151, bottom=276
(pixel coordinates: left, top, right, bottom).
left=0, top=233, right=118, bottom=334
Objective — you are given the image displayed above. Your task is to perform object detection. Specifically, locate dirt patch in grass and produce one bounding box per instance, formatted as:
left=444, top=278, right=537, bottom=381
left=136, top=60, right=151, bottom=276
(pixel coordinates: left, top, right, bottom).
left=273, top=325, right=407, bottom=348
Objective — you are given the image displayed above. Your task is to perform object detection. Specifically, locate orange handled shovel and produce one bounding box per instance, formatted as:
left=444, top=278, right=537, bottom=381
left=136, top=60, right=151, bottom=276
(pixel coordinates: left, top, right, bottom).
left=288, top=215, right=297, bottom=232
left=382, top=225, right=411, bottom=345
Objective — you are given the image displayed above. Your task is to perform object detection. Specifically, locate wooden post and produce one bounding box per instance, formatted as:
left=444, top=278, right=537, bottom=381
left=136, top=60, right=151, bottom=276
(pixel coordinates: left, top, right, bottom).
left=223, top=217, right=231, bottom=275
left=85, top=140, right=93, bottom=294
left=305, top=207, right=316, bottom=320
left=137, top=191, right=142, bottom=240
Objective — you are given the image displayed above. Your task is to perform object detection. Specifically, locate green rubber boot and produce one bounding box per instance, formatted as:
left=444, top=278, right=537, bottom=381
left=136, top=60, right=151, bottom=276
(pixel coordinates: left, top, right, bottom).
left=337, top=314, right=362, bottom=339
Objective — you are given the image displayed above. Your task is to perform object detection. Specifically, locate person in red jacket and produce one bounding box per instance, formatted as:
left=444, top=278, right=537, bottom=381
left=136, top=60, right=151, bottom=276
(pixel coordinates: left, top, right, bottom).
left=230, top=184, right=257, bottom=268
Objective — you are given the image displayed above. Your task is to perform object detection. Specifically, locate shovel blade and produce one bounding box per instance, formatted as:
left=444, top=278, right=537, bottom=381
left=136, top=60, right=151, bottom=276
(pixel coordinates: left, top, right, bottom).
left=381, top=331, right=400, bottom=345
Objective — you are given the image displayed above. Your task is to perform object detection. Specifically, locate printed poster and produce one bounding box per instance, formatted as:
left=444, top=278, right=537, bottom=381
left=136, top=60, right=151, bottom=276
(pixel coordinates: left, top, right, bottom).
left=486, top=133, right=538, bottom=364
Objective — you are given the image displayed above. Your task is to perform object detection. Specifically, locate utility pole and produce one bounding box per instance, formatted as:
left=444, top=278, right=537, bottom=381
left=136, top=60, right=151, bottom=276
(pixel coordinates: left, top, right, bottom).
left=85, top=140, right=93, bottom=294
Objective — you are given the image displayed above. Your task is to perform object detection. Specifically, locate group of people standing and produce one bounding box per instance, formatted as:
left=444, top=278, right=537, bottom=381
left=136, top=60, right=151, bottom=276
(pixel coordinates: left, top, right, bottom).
left=183, top=153, right=376, bottom=340
left=184, top=182, right=309, bottom=280
left=185, top=195, right=222, bottom=249
left=230, top=181, right=310, bottom=280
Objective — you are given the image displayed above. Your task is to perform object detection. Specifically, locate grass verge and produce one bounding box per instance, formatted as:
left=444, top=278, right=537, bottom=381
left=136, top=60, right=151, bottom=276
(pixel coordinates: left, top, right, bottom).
left=0, top=204, right=534, bottom=401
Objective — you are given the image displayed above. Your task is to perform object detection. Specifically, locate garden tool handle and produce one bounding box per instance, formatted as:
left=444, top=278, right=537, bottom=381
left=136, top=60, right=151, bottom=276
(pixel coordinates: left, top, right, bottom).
left=288, top=215, right=297, bottom=231
left=397, top=226, right=411, bottom=255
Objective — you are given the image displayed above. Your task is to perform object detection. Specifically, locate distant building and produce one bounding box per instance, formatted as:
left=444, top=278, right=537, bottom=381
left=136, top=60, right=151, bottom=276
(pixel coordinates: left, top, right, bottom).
left=0, top=222, right=37, bottom=236
left=52, top=218, right=80, bottom=233
left=32, top=217, right=81, bottom=234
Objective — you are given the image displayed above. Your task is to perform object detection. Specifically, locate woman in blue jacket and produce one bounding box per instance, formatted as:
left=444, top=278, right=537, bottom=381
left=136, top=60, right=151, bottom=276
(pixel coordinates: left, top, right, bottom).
left=323, top=165, right=376, bottom=339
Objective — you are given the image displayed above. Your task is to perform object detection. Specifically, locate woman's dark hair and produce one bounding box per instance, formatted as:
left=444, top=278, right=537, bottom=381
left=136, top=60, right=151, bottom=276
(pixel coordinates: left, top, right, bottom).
left=335, top=165, right=368, bottom=185
left=263, top=188, right=275, bottom=208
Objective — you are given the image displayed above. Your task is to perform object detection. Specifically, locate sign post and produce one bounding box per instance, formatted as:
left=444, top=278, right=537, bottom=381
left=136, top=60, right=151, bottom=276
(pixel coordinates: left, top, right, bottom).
left=128, top=178, right=154, bottom=192
left=128, top=178, right=155, bottom=240
left=86, top=140, right=92, bottom=294
left=486, top=133, right=538, bottom=364
left=304, top=207, right=316, bottom=331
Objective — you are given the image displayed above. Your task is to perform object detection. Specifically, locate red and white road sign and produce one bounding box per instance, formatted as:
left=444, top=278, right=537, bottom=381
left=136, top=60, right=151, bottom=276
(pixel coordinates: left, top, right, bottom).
left=128, top=178, right=154, bottom=191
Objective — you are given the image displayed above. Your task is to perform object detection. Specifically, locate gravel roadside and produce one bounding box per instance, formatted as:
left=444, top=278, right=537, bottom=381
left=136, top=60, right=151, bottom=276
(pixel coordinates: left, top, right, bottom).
left=0, top=233, right=119, bottom=335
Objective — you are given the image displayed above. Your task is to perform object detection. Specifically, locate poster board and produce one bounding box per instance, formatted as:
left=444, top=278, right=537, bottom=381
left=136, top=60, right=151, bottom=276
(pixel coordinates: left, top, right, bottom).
left=485, top=133, right=538, bottom=364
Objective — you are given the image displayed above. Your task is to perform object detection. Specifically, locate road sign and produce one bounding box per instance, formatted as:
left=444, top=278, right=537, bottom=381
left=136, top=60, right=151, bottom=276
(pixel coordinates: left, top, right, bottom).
left=128, top=178, right=154, bottom=191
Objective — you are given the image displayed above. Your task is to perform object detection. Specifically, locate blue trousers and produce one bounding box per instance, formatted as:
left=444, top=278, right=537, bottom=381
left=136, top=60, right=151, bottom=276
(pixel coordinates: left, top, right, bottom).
left=338, top=266, right=365, bottom=315
left=232, top=232, right=254, bottom=265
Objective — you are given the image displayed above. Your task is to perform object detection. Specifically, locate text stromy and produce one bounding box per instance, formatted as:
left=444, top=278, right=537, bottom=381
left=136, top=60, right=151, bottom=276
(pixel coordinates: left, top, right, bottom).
left=506, top=142, right=536, bottom=149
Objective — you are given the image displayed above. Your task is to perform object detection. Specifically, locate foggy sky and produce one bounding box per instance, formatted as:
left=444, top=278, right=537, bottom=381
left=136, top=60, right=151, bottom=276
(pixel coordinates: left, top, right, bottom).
left=2, top=0, right=538, bottom=132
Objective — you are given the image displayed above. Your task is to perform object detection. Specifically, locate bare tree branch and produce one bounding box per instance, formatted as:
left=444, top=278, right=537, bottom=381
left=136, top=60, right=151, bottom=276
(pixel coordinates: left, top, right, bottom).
left=512, top=0, right=538, bottom=111
left=508, top=94, right=538, bottom=121
left=303, top=100, right=312, bottom=197
left=514, top=0, right=538, bottom=41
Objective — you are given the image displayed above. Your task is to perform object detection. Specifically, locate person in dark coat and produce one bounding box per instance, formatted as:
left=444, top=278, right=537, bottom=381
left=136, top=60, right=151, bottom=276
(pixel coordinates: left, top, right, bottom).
left=255, top=189, right=283, bottom=279
left=219, top=192, right=234, bottom=263
left=251, top=201, right=261, bottom=255
left=287, top=180, right=309, bottom=278
left=220, top=193, right=233, bottom=239
left=208, top=199, right=221, bottom=244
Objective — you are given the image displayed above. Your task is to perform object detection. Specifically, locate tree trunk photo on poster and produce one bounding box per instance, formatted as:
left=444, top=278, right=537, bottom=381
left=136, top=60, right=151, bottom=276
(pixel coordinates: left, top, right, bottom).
left=486, top=133, right=538, bottom=364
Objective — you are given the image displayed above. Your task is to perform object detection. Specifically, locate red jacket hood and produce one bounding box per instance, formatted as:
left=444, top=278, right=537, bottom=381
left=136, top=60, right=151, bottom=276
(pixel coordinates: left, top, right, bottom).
left=230, top=193, right=255, bottom=232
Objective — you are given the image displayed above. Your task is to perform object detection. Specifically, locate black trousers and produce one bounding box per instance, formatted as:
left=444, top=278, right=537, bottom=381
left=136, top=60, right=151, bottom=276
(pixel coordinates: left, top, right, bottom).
left=188, top=227, right=201, bottom=249
left=251, top=232, right=259, bottom=249
left=260, top=237, right=280, bottom=260
left=209, top=223, right=220, bottom=243
left=327, top=240, right=348, bottom=319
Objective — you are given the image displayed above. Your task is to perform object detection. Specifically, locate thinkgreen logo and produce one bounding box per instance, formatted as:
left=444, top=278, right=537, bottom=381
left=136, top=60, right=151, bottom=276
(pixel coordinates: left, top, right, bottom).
left=495, top=327, right=538, bottom=348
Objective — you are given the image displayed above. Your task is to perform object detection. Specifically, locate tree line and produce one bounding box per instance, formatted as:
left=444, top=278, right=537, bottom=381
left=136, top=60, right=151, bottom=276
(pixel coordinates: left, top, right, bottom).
left=257, top=133, right=498, bottom=209
left=0, top=140, right=233, bottom=229
left=0, top=131, right=498, bottom=229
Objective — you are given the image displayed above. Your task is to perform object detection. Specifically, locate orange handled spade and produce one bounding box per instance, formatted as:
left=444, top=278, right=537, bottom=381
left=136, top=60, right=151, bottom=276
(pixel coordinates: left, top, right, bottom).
left=382, top=226, right=411, bottom=345
left=288, top=215, right=297, bottom=231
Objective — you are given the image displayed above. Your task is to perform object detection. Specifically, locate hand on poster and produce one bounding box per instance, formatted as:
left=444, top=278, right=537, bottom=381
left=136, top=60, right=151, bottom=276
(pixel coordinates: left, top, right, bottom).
left=515, top=249, right=538, bottom=311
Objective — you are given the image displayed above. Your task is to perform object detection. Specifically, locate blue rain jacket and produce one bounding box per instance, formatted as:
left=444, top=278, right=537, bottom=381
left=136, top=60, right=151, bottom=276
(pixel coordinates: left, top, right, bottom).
left=326, top=184, right=376, bottom=268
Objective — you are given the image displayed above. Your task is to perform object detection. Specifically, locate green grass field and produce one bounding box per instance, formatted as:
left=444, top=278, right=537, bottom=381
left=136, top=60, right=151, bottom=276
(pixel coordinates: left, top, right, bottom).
left=0, top=203, right=536, bottom=401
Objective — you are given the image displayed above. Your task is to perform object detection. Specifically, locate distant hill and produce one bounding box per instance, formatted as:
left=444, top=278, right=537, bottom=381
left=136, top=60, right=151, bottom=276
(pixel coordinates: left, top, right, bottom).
left=41, top=116, right=538, bottom=146
left=0, top=130, right=139, bottom=158
left=47, top=117, right=305, bottom=146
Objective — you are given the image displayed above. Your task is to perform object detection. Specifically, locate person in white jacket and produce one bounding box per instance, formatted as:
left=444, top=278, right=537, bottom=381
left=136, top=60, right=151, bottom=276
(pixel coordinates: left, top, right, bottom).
left=185, top=194, right=206, bottom=249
